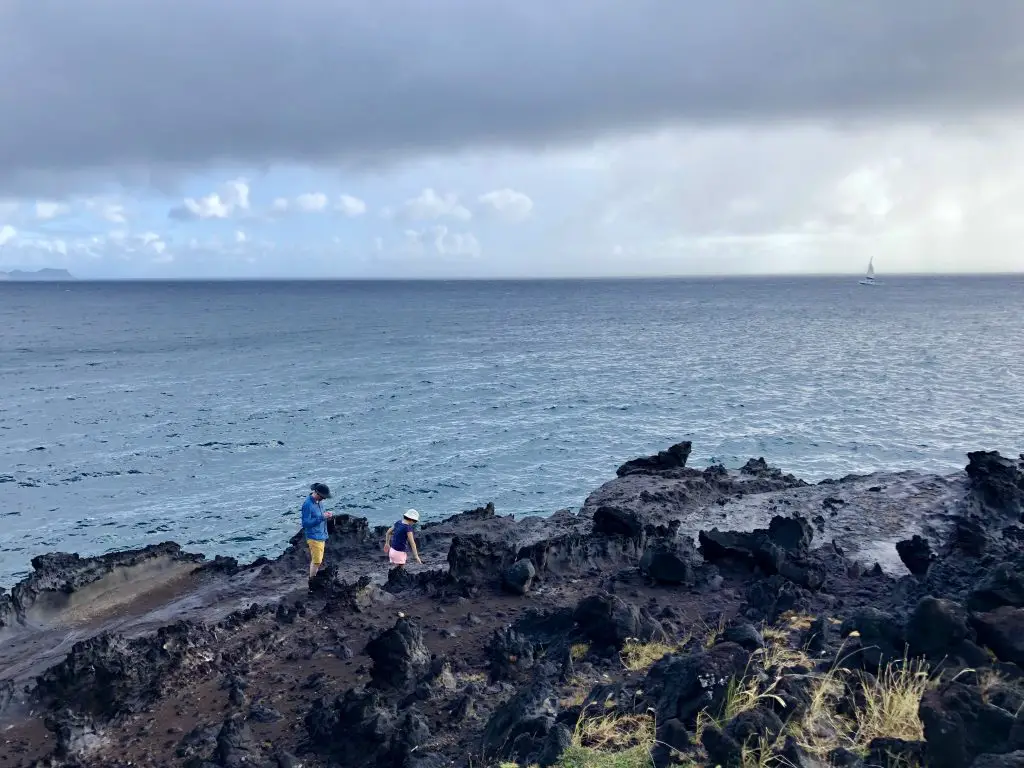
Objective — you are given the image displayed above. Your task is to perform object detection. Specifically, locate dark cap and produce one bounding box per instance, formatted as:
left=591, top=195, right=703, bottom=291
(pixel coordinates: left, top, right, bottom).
left=310, top=482, right=331, bottom=499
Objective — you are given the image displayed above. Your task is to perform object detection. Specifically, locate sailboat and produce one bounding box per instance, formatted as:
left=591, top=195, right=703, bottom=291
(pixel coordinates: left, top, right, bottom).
left=858, top=256, right=877, bottom=286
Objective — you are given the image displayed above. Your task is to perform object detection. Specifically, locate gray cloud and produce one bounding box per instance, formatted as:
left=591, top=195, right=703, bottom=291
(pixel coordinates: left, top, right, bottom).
left=2, top=0, right=1024, bottom=193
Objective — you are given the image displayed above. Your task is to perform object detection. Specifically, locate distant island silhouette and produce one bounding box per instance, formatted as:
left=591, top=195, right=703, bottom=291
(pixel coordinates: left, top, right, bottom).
left=0, top=268, right=75, bottom=281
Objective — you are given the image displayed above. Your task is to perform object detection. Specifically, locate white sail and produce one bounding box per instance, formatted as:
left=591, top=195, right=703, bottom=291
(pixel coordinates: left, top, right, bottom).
left=858, top=256, right=877, bottom=285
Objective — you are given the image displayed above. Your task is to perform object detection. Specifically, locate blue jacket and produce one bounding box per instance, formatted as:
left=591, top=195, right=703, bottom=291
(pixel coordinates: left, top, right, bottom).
left=301, top=495, right=328, bottom=541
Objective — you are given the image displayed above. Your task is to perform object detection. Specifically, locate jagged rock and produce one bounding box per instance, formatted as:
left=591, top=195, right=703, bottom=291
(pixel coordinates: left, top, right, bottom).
left=447, top=534, right=517, bottom=585
left=592, top=506, right=643, bottom=538
left=768, top=515, right=814, bottom=554
left=0, top=543, right=203, bottom=630
left=43, top=709, right=104, bottom=759
left=723, top=706, right=784, bottom=752
left=954, top=517, right=992, bottom=557
left=572, top=593, right=665, bottom=650
left=972, top=607, right=1024, bottom=666
left=721, top=622, right=765, bottom=652
left=652, top=718, right=691, bottom=767
left=481, top=681, right=560, bottom=765
left=802, top=615, right=829, bottom=655
left=840, top=608, right=905, bottom=669
left=969, top=561, right=1024, bottom=612
left=639, top=537, right=701, bottom=584
left=176, top=723, right=220, bottom=760
left=643, top=643, right=751, bottom=725
left=702, top=725, right=742, bottom=767
left=502, top=559, right=537, bottom=595
left=35, top=621, right=213, bottom=720
left=214, top=713, right=270, bottom=768
left=517, top=529, right=644, bottom=577
left=740, top=457, right=771, bottom=475
left=366, top=617, right=430, bottom=691
left=920, top=682, right=1016, bottom=768
left=744, top=575, right=811, bottom=623
left=699, top=516, right=824, bottom=589
left=906, top=596, right=970, bottom=657
left=616, top=441, right=692, bottom=476
left=306, top=688, right=430, bottom=767
left=972, top=753, right=1024, bottom=767
left=248, top=702, right=282, bottom=723
left=897, top=535, right=935, bottom=576
left=778, top=735, right=830, bottom=768
left=966, top=451, right=1024, bottom=518
left=866, top=737, right=925, bottom=768
left=487, top=627, right=536, bottom=682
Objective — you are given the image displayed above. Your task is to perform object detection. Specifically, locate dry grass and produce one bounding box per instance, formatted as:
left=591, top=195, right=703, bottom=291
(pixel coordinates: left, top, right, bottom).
left=560, top=674, right=593, bottom=708
left=790, top=654, right=933, bottom=760
left=457, top=670, right=487, bottom=686
left=571, top=643, right=591, bottom=662
left=779, top=611, right=816, bottom=632
left=558, top=712, right=656, bottom=768
left=701, top=615, right=728, bottom=648
left=620, top=639, right=679, bottom=672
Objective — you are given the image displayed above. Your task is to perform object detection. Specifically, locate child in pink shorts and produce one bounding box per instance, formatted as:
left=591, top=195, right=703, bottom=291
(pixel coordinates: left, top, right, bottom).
left=384, top=509, right=423, bottom=567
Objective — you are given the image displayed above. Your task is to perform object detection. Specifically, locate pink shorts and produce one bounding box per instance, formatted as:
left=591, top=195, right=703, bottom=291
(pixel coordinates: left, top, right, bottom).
left=388, top=548, right=408, bottom=565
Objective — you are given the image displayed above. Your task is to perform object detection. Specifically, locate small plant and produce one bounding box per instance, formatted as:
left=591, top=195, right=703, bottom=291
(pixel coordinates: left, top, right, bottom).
left=701, top=615, right=728, bottom=648
left=789, top=653, right=934, bottom=759
left=620, top=639, right=677, bottom=672
left=851, top=657, right=930, bottom=746
left=571, top=643, right=591, bottom=662
left=558, top=711, right=656, bottom=768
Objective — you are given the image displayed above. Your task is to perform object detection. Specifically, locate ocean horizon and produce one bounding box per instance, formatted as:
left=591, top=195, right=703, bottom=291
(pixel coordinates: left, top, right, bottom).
left=2, top=274, right=1022, bottom=586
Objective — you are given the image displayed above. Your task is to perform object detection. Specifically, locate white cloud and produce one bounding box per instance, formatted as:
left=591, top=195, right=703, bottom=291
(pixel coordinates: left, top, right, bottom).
left=432, top=225, right=481, bottom=258
left=338, top=194, right=367, bottom=217
left=0, top=225, right=17, bottom=246
left=401, top=188, right=471, bottom=221
left=169, top=178, right=250, bottom=220
left=235, top=230, right=247, bottom=243
left=271, top=197, right=290, bottom=214
left=82, top=198, right=128, bottom=224
left=35, top=200, right=70, bottom=220
left=478, top=188, right=534, bottom=221
left=295, top=192, right=329, bottom=213
left=100, top=203, right=127, bottom=224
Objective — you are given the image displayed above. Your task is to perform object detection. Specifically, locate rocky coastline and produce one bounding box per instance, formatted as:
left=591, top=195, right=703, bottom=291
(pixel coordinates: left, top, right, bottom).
left=1, top=442, right=1023, bottom=768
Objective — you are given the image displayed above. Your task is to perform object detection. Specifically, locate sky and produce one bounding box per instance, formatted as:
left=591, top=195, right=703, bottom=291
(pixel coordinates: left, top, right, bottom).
left=1, top=1, right=1024, bottom=278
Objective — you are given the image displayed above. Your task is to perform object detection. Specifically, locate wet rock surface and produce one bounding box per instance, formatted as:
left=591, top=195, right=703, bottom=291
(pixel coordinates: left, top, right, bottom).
left=2, top=445, right=1024, bottom=768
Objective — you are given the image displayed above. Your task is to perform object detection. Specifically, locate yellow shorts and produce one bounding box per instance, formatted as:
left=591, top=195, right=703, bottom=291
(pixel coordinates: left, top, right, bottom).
left=307, top=539, right=325, bottom=565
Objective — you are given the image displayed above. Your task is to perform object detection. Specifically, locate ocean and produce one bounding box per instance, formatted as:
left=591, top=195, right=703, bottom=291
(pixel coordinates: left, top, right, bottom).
left=1, top=276, right=1021, bottom=586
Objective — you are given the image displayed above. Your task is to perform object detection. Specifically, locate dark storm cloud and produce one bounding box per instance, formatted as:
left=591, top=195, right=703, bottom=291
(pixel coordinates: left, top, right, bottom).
left=1, top=0, right=1023, bottom=191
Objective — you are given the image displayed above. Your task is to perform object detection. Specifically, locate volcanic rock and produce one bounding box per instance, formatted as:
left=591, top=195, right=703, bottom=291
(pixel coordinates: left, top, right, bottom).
left=502, top=559, right=537, bottom=595
left=306, top=688, right=430, bottom=768
left=972, top=607, right=1024, bottom=667
left=919, top=681, right=1017, bottom=768
left=35, top=621, right=213, bottom=720
left=480, top=680, right=565, bottom=767
left=906, top=596, right=971, bottom=657
left=365, top=617, right=430, bottom=691
left=897, top=534, right=936, bottom=576
left=447, top=534, right=517, bottom=586
left=643, top=642, right=751, bottom=725
left=615, top=440, right=692, bottom=476
left=571, top=593, right=665, bottom=650
left=639, top=537, right=702, bottom=584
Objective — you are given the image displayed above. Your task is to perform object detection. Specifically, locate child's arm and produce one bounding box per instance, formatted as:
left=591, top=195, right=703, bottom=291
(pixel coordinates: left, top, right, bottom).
left=384, top=527, right=393, bottom=552
left=408, top=531, right=422, bottom=564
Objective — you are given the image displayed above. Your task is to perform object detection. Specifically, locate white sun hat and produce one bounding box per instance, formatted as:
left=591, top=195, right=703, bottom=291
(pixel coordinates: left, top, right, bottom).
left=403, top=508, right=420, bottom=522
